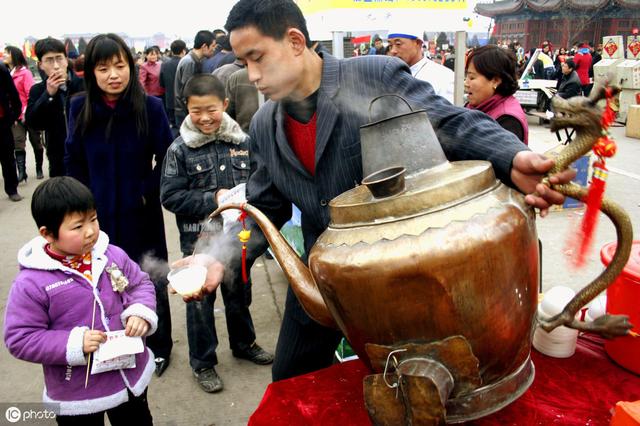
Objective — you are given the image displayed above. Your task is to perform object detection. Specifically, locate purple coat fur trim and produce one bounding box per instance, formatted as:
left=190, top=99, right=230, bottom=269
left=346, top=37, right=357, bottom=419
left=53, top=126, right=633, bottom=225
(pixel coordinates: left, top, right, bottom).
left=4, top=232, right=158, bottom=415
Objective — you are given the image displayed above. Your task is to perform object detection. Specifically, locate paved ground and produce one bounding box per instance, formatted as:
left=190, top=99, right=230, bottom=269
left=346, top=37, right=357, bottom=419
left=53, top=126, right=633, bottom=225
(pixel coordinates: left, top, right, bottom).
left=0, top=118, right=638, bottom=425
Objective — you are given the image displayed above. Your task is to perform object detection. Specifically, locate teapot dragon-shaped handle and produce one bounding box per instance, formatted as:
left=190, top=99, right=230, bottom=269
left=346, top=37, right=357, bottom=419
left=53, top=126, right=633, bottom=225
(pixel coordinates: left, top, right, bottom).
left=538, top=85, right=634, bottom=338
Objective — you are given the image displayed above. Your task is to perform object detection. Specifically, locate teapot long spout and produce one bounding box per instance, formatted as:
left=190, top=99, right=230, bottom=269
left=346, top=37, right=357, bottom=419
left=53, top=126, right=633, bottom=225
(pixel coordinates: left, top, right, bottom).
left=211, top=203, right=337, bottom=329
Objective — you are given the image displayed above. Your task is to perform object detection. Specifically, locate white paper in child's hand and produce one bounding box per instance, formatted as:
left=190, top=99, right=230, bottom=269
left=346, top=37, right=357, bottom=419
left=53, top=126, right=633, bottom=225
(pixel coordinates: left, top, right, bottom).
left=90, top=330, right=143, bottom=374
left=218, top=183, right=247, bottom=233
left=91, top=353, right=136, bottom=374
left=94, top=330, right=144, bottom=362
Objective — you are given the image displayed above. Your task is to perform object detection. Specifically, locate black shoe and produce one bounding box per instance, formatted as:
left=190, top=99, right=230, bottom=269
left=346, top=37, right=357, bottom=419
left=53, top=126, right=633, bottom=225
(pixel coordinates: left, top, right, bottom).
left=232, top=343, right=274, bottom=365
left=9, top=193, right=23, bottom=202
left=193, top=368, right=224, bottom=393
left=15, top=150, right=27, bottom=183
left=154, top=357, right=170, bottom=377
left=34, top=150, right=44, bottom=179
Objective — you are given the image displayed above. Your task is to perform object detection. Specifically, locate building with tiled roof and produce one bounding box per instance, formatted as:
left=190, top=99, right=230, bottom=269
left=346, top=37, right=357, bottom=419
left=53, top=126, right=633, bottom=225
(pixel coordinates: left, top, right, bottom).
left=475, top=0, right=640, bottom=49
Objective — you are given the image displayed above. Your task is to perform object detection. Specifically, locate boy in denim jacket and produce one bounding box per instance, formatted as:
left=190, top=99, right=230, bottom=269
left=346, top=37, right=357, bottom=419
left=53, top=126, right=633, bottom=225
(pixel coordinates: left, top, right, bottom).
left=160, top=74, right=273, bottom=394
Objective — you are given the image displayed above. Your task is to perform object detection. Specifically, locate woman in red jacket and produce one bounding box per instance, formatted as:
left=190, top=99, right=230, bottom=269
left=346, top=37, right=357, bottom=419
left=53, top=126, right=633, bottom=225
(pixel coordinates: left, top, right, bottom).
left=138, top=46, right=165, bottom=103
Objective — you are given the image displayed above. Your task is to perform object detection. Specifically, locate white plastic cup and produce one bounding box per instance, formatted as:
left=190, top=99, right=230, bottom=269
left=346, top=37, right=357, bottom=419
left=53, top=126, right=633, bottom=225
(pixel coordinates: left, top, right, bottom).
left=540, top=286, right=575, bottom=318
left=533, top=324, right=579, bottom=358
left=535, top=286, right=580, bottom=358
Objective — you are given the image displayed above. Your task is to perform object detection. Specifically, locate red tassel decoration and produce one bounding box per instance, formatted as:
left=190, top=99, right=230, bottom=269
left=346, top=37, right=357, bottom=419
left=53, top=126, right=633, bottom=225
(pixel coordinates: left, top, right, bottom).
left=574, top=161, right=608, bottom=267
left=571, top=86, right=617, bottom=267
left=241, top=245, right=248, bottom=283
left=237, top=206, right=251, bottom=284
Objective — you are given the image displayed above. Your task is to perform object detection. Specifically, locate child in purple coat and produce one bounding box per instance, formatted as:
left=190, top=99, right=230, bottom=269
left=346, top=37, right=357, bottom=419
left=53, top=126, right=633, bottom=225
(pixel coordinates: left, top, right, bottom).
left=4, top=177, right=157, bottom=424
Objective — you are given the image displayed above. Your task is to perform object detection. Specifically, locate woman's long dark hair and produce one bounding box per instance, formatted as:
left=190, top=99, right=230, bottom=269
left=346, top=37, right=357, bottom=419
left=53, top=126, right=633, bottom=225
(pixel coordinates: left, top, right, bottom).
left=4, top=46, right=28, bottom=69
left=75, top=33, right=147, bottom=138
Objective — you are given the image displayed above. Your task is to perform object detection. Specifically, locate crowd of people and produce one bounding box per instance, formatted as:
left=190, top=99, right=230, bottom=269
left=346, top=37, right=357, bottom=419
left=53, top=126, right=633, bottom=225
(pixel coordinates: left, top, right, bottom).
left=1, top=0, right=578, bottom=423
left=498, top=38, right=600, bottom=98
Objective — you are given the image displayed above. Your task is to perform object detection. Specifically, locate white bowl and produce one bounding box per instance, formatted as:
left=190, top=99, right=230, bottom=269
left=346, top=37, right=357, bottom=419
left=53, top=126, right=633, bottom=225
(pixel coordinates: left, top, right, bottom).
left=167, top=265, right=207, bottom=296
left=540, top=286, right=576, bottom=317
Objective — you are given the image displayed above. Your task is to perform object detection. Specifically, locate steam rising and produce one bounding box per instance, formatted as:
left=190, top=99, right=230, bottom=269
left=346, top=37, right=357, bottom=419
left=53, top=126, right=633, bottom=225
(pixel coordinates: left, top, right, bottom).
left=140, top=254, right=171, bottom=283
left=139, top=217, right=243, bottom=286
left=191, top=218, right=240, bottom=285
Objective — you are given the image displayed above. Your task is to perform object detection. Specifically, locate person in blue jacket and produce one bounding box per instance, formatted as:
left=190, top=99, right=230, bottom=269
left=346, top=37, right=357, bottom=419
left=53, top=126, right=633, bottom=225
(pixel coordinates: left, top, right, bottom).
left=65, top=33, right=174, bottom=377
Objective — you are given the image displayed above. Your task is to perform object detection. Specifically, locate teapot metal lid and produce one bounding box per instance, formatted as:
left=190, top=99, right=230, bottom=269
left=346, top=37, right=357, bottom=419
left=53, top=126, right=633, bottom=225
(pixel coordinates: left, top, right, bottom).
left=329, top=160, right=498, bottom=228
left=328, top=95, right=498, bottom=228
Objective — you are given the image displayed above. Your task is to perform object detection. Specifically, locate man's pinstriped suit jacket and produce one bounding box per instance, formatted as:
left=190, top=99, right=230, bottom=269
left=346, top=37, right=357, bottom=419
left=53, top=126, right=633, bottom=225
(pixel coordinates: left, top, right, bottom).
left=245, top=52, right=528, bottom=323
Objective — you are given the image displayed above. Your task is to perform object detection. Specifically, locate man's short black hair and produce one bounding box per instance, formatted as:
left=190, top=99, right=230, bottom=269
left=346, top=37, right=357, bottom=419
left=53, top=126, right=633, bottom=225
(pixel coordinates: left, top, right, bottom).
left=184, top=74, right=226, bottom=103
left=194, top=30, right=215, bottom=49
left=170, top=39, right=187, bottom=55
left=31, top=177, right=96, bottom=239
left=564, top=59, right=576, bottom=71
left=34, top=37, right=66, bottom=61
left=225, top=0, right=312, bottom=48
left=219, top=36, right=232, bottom=51
left=213, top=28, right=226, bottom=37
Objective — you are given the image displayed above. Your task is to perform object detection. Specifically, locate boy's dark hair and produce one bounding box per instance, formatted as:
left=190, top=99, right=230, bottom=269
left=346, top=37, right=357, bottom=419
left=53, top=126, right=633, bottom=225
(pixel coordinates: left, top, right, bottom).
left=31, top=177, right=96, bottom=239
left=225, top=0, right=312, bottom=48
left=75, top=33, right=148, bottom=139
left=4, top=46, right=28, bottom=69
left=184, top=74, right=226, bottom=103
left=466, top=45, right=519, bottom=97
left=34, top=37, right=66, bottom=61
left=194, top=30, right=215, bottom=50
left=170, top=39, right=187, bottom=55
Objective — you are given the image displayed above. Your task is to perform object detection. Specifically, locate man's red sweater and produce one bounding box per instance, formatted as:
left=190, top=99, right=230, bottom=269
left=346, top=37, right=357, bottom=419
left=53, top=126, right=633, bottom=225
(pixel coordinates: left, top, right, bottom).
left=285, top=112, right=317, bottom=176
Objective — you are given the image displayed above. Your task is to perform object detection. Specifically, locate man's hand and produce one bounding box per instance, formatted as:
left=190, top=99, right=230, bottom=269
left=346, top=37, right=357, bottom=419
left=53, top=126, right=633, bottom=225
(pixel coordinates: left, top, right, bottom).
left=170, top=254, right=225, bottom=302
left=83, top=329, right=107, bottom=354
left=45, top=70, right=66, bottom=96
left=215, top=188, right=230, bottom=204
left=125, top=316, right=150, bottom=337
left=511, top=151, right=577, bottom=217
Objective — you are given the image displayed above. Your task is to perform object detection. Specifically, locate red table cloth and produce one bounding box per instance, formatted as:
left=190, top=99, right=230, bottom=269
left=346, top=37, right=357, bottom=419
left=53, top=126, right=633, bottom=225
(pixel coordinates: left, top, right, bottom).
left=250, top=334, right=640, bottom=425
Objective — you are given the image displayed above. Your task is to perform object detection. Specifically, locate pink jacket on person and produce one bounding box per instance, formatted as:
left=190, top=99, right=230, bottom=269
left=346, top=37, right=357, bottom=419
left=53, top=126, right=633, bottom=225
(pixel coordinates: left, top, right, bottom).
left=139, top=61, right=165, bottom=97
left=11, top=66, right=34, bottom=119
left=467, top=94, right=529, bottom=145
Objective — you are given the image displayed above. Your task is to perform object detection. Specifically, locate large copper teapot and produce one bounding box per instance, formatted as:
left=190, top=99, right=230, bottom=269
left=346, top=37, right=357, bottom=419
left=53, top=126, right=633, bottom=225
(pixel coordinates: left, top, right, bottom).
left=213, top=93, right=633, bottom=424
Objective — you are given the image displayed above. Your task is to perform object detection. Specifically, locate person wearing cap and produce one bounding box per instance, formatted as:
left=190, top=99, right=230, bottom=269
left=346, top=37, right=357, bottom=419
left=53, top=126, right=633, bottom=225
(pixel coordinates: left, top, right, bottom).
left=388, top=31, right=454, bottom=103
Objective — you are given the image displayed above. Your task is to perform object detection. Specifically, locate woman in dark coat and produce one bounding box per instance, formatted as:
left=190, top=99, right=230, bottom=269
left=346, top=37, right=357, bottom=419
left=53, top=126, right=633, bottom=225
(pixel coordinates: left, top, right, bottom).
left=556, top=59, right=582, bottom=99
left=65, top=33, right=174, bottom=376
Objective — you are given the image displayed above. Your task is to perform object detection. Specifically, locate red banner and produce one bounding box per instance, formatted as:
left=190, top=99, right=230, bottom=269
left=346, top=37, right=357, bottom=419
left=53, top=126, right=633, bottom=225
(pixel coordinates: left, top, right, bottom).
left=351, top=35, right=371, bottom=45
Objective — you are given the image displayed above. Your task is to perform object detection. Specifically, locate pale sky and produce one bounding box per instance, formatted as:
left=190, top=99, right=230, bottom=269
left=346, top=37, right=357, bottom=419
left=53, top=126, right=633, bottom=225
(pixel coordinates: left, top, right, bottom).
left=0, top=0, right=490, bottom=47
left=0, top=0, right=237, bottom=45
